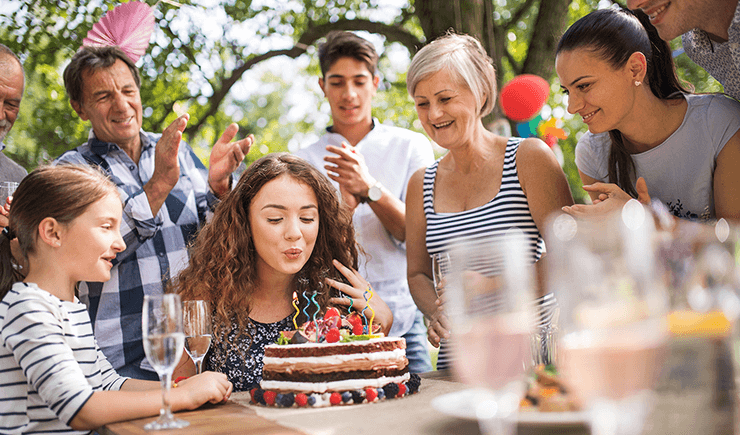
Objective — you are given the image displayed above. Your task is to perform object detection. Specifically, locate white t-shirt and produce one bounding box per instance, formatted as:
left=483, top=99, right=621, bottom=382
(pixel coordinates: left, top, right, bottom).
left=575, top=94, right=740, bottom=221
left=0, top=282, right=127, bottom=435
left=295, top=120, right=434, bottom=336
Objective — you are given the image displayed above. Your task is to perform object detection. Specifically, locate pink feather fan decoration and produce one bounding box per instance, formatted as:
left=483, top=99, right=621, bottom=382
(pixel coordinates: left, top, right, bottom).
left=83, top=2, right=155, bottom=63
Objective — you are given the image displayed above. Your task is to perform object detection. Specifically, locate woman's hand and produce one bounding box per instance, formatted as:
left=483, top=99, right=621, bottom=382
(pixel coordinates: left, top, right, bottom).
left=326, top=259, right=393, bottom=336
left=563, top=178, right=651, bottom=218
left=172, top=371, right=233, bottom=411
left=426, top=299, right=450, bottom=347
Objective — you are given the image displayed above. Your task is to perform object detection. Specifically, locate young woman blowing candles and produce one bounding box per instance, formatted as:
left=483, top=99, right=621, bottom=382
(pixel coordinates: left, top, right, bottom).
left=0, top=165, right=232, bottom=435
left=557, top=7, right=740, bottom=222
left=172, top=153, right=392, bottom=391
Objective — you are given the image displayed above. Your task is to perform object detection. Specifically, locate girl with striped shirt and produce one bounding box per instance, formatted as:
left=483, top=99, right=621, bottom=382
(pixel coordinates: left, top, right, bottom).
left=0, top=165, right=232, bottom=435
left=405, top=34, right=574, bottom=370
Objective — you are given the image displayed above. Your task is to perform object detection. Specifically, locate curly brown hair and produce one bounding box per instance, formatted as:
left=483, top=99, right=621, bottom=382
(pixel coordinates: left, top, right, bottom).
left=172, top=153, right=358, bottom=345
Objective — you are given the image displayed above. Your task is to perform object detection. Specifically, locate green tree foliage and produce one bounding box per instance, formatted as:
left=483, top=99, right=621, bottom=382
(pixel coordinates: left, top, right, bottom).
left=0, top=0, right=726, bottom=206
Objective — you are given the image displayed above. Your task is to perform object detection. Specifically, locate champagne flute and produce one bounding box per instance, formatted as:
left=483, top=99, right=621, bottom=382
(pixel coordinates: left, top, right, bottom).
left=432, top=252, right=451, bottom=298
left=445, top=231, right=535, bottom=435
left=431, top=252, right=452, bottom=370
left=547, top=202, right=668, bottom=435
left=143, top=294, right=188, bottom=430
left=183, top=300, right=212, bottom=375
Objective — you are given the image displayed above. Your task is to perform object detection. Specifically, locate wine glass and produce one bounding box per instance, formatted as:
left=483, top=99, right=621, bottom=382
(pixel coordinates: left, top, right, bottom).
left=142, top=294, right=188, bottom=430
left=183, top=300, right=212, bottom=375
left=547, top=202, right=668, bottom=435
left=432, top=252, right=451, bottom=298
left=445, top=230, right=535, bottom=435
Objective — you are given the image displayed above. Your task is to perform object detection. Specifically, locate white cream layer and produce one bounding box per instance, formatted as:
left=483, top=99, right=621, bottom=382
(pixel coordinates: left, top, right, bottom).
left=263, top=348, right=406, bottom=368
left=260, top=373, right=411, bottom=394
left=264, top=336, right=398, bottom=351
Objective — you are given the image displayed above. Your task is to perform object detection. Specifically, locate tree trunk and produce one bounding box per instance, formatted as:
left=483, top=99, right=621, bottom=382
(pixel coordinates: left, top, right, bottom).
left=521, top=0, right=571, bottom=79
left=415, top=0, right=486, bottom=43
left=414, top=0, right=571, bottom=80
left=413, top=0, right=572, bottom=125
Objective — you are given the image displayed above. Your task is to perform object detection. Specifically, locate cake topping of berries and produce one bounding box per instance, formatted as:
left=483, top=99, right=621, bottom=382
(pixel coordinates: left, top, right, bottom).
left=329, top=392, right=342, bottom=405
left=277, top=392, right=295, bottom=407
left=263, top=390, right=277, bottom=406
left=295, top=393, right=308, bottom=407
left=351, top=390, right=364, bottom=404
left=383, top=383, right=400, bottom=399
left=407, top=373, right=422, bottom=394
left=324, top=307, right=341, bottom=320
left=275, top=309, right=384, bottom=345
left=325, top=327, right=341, bottom=343
left=253, top=388, right=265, bottom=405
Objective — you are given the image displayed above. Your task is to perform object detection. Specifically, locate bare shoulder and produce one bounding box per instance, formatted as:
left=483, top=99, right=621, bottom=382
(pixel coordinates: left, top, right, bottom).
left=407, top=166, right=427, bottom=191
left=516, top=137, right=562, bottom=174
left=516, top=137, right=554, bottom=159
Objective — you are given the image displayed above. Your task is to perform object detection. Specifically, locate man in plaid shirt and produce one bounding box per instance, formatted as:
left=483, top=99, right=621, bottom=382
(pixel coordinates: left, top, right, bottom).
left=55, top=46, right=253, bottom=380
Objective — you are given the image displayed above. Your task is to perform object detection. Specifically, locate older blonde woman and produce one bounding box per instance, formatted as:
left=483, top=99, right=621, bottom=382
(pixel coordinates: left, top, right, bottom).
left=405, top=33, right=573, bottom=370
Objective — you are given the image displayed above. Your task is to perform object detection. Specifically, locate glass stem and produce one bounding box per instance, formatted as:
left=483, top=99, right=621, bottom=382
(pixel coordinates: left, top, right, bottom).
left=195, top=358, right=204, bottom=375
left=161, top=371, right=174, bottom=419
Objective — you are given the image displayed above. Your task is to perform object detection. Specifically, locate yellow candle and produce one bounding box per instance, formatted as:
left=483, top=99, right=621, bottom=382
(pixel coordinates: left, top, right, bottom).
left=292, top=291, right=299, bottom=329
left=367, top=287, right=376, bottom=333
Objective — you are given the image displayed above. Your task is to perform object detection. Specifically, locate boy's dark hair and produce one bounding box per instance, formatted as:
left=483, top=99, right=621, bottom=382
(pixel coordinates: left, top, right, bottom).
left=318, top=31, right=379, bottom=77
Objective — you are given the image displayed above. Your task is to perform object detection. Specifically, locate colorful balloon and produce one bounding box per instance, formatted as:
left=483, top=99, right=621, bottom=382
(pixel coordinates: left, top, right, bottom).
left=499, top=75, right=550, bottom=122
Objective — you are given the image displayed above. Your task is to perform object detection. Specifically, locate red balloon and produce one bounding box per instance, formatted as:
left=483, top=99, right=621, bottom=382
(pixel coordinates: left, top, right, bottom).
left=499, top=75, right=550, bottom=122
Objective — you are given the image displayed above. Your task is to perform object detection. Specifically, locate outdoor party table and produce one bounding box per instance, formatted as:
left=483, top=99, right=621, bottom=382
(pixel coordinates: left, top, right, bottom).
left=98, top=371, right=589, bottom=435
left=99, top=364, right=735, bottom=435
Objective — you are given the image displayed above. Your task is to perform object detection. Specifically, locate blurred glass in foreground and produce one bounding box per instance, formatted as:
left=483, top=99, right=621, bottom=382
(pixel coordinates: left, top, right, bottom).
left=547, top=201, right=669, bottom=435
left=445, top=230, right=535, bottom=435
left=650, top=218, right=738, bottom=434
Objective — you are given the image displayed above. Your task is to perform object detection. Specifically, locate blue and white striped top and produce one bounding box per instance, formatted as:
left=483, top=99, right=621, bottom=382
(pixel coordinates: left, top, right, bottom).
left=423, top=138, right=555, bottom=370
left=0, top=282, right=127, bottom=435
left=424, top=137, right=544, bottom=261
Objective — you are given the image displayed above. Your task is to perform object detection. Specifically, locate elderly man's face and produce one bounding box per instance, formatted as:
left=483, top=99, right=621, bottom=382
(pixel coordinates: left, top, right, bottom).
left=0, top=59, right=24, bottom=145
left=72, top=59, right=143, bottom=152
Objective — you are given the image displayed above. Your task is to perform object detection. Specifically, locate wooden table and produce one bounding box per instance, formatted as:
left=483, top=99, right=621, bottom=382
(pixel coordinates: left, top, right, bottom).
left=99, top=371, right=588, bottom=435
left=98, top=401, right=302, bottom=435
left=100, top=364, right=736, bottom=435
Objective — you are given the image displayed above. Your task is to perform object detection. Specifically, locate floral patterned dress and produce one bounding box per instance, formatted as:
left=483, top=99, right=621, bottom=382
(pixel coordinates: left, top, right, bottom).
left=205, top=315, right=294, bottom=391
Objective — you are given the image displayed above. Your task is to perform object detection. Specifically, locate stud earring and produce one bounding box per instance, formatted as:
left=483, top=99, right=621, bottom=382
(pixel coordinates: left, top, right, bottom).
left=635, top=80, right=642, bottom=87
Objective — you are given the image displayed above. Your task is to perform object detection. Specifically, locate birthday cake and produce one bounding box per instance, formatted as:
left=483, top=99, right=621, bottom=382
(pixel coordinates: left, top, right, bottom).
left=250, top=309, right=421, bottom=407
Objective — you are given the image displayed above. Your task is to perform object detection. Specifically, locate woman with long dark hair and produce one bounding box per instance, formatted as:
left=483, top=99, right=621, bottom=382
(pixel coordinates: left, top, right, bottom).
left=558, top=7, right=740, bottom=221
